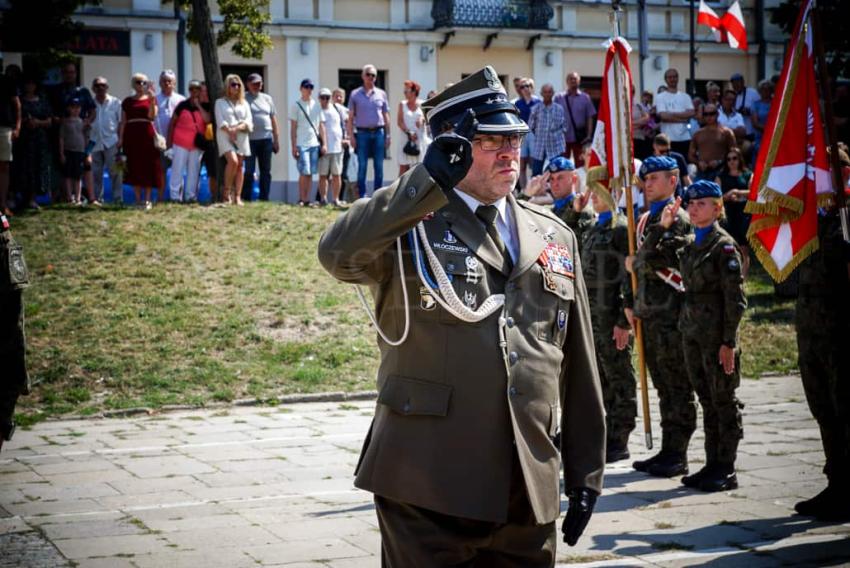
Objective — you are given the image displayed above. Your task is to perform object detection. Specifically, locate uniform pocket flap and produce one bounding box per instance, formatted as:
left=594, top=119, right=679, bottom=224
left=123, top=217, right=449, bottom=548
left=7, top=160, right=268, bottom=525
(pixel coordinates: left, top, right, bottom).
left=543, top=272, right=575, bottom=301
left=378, top=375, right=452, bottom=417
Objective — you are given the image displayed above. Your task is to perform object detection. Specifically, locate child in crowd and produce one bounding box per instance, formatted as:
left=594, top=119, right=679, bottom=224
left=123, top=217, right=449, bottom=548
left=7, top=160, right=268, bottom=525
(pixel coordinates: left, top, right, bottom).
left=59, top=99, right=98, bottom=206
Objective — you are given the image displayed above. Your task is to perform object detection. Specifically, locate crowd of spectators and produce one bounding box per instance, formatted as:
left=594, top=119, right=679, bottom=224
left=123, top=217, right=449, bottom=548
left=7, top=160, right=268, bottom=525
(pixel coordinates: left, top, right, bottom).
left=1, top=59, right=846, bottom=247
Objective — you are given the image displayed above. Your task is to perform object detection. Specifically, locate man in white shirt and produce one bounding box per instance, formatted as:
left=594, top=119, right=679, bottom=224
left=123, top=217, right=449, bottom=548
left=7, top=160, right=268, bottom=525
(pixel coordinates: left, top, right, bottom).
left=654, top=68, right=694, bottom=157
left=718, top=89, right=747, bottom=141
left=290, top=78, right=326, bottom=206
left=155, top=70, right=185, bottom=195
left=317, top=88, right=346, bottom=206
left=89, top=77, right=122, bottom=203
left=730, top=73, right=759, bottom=137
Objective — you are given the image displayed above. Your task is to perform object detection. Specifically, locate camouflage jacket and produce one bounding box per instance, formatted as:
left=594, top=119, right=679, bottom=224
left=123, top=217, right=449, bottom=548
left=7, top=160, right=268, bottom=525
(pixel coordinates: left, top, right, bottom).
left=627, top=203, right=692, bottom=320
left=677, top=223, right=746, bottom=345
left=580, top=214, right=631, bottom=329
left=552, top=199, right=595, bottom=245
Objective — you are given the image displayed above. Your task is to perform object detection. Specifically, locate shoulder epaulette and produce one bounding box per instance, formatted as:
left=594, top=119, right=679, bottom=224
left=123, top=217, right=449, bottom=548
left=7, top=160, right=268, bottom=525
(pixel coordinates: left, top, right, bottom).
left=517, top=199, right=569, bottom=230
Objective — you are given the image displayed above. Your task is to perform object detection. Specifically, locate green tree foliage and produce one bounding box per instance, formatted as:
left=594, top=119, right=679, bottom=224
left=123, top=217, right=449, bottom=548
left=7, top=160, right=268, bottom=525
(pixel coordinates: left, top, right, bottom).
left=771, top=0, right=848, bottom=78
left=0, top=0, right=101, bottom=64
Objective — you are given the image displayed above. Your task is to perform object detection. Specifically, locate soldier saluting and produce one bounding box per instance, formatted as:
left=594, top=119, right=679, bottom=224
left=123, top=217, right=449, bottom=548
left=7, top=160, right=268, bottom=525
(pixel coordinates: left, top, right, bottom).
left=659, top=180, right=746, bottom=492
left=318, top=67, right=606, bottom=566
left=624, top=155, right=696, bottom=478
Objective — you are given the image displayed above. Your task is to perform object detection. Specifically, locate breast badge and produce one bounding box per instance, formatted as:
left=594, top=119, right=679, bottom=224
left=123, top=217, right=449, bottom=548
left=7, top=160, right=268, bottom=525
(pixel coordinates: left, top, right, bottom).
left=537, top=243, right=575, bottom=279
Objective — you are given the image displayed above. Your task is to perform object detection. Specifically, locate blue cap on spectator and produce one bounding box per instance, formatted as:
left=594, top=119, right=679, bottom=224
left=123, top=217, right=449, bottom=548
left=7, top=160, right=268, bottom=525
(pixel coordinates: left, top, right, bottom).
left=639, top=155, right=678, bottom=180
left=685, top=180, right=723, bottom=201
left=546, top=156, right=575, bottom=173
left=730, top=72, right=744, bottom=81
left=300, top=78, right=314, bottom=89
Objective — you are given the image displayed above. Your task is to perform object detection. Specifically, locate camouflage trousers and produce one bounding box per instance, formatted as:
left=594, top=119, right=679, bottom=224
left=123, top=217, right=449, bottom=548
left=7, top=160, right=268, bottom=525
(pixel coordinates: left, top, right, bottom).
left=642, top=316, right=696, bottom=455
left=592, top=316, right=636, bottom=446
left=797, top=296, right=850, bottom=483
left=682, top=334, right=743, bottom=466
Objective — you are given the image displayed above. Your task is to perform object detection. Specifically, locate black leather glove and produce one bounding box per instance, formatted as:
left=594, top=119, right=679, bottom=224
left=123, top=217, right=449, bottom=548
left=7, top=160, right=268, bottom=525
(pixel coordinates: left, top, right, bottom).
left=422, top=109, right=478, bottom=191
left=562, top=487, right=598, bottom=546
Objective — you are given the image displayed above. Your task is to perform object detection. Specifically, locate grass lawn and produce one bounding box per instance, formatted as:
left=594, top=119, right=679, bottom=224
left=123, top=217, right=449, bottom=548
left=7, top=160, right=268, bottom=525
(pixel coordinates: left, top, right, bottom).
left=10, top=203, right=797, bottom=424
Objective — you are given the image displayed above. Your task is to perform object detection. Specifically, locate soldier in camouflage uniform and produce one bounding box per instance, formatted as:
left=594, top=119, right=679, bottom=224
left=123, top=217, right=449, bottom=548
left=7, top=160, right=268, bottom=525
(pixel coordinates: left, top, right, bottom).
left=660, top=181, right=746, bottom=492
left=625, top=156, right=696, bottom=478
left=522, top=157, right=595, bottom=243
left=793, top=151, right=850, bottom=522
left=0, top=213, right=30, bottom=452
left=581, top=189, right=636, bottom=463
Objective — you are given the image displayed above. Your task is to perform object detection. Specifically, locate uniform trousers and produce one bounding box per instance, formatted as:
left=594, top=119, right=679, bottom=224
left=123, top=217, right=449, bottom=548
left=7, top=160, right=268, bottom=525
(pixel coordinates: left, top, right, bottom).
left=592, top=315, right=636, bottom=446
left=682, top=334, right=743, bottom=466
left=375, top=451, right=556, bottom=568
left=643, top=316, right=697, bottom=455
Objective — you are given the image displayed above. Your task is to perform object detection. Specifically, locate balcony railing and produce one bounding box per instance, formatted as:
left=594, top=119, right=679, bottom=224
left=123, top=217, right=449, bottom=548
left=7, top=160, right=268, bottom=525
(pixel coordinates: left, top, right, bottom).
left=432, top=0, right=555, bottom=30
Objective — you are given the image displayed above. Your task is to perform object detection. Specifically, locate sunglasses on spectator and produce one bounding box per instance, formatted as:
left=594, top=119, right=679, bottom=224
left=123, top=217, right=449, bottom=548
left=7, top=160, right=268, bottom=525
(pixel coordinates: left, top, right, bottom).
left=319, top=95, right=330, bottom=99
left=229, top=82, right=240, bottom=88
left=364, top=73, right=377, bottom=78
left=519, top=84, right=530, bottom=89
left=134, top=80, right=147, bottom=86
left=94, top=83, right=108, bottom=89
left=473, top=133, right=524, bottom=151
left=727, top=156, right=739, bottom=161
left=704, top=111, right=718, bottom=116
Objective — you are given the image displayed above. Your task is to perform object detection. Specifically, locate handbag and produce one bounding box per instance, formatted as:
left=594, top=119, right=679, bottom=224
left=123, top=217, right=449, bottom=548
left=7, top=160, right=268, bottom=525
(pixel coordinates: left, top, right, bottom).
left=153, top=131, right=167, bottom=151
left=189, top=108, right=211, bottom=152
left=402, top=138, right=420, bottom=156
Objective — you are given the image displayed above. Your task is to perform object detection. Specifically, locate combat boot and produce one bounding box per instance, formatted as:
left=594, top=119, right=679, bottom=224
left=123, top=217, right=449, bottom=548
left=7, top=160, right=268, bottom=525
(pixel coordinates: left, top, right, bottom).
left=646, top=453, right=688, bottom=477
left=681, top=462, right=714, bottom=489
left=795, top=485, right=850, bottom=522
left=698, top=464, right=738, bottom=492
left=606, top=441, right=630, bottom=463
left=632, top=452, right=665, bottom=472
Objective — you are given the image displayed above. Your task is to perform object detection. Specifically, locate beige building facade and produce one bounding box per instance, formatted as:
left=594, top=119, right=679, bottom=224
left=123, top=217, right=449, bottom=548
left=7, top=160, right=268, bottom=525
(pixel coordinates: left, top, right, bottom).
left=2, top=0, right=788, bottom=200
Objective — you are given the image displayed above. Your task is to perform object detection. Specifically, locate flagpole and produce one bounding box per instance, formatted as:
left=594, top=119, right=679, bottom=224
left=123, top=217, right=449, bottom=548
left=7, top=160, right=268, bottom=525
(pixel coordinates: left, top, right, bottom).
left=611, top=2, right=653, bottom=450
left=811, top=0, right=850, bottom=240
left=689, top=0, right=696, bottom=96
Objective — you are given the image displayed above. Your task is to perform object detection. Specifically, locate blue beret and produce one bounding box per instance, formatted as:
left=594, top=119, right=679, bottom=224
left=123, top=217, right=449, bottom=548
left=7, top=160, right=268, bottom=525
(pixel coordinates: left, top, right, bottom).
left=546, top=156, right=575, bottom=173
left=685, top=180, right=723, bottom=201
left=638, top=155, right=678, bottom=180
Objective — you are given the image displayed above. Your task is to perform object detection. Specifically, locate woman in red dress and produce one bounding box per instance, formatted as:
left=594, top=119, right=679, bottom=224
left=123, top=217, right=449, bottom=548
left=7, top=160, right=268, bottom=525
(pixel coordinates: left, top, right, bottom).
left=118, top=73, right=162, bottom=209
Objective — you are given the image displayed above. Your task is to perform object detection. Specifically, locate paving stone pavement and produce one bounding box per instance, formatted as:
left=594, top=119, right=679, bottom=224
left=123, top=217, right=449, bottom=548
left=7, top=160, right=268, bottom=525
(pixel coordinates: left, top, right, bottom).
left=1, top=374, right=849, bottom=567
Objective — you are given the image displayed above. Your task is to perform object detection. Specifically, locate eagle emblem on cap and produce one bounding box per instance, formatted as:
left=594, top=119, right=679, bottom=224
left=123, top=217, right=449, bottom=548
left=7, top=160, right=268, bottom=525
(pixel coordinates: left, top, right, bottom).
left=484, top=66, right=502, bottom=91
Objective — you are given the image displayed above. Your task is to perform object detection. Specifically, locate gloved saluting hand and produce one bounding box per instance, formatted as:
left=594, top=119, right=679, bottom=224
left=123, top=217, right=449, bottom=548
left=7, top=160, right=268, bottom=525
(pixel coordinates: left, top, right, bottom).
left=422, top=109, right=478, bottom=191
left=562, top=487, right=598, bottom=546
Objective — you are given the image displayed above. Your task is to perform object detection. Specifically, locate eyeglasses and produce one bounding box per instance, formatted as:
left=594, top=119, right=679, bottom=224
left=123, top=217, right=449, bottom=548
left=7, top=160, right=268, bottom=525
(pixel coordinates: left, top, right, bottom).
left=229, top=82, right=240, bottom=88
left=94, top=84, right=108, bottom=89
left=303, top=85, right=314, bottom=90
left=319, top=95, right=330, bottom=99
left=134, top=80, right=147, bottom=86
left=726, top=156, right=739, bottom=161
left=703, top=111, right=718, bottom=116
left=364, top=73, right=377, bottom=78
left=473, top=134, right=524, bottom=151
left=519, top=84, right=530, bottom=89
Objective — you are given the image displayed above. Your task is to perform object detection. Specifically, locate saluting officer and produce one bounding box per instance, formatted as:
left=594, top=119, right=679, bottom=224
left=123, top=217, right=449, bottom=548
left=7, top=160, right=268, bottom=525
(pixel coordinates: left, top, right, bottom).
left=0, top=213, right=30, bottom=452
left=625, top=155, right=696, bottom=478
left=581, top=187, right=636, bottom=463
left=522, top=157, right=595, bottom=244
left=318, top=67, right=606, bottom=566
left=660, top=181, right=746, bottom=492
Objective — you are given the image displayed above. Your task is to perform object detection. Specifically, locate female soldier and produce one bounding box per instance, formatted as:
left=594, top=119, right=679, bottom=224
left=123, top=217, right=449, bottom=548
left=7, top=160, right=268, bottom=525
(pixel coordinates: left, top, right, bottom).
left=658, top=180, right=747, bottom=492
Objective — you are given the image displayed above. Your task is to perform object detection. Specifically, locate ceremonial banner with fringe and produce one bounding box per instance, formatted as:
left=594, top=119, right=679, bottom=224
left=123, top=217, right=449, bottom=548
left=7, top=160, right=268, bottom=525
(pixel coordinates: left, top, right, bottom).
left=745, top=0, right=828, bottom=282
left=586, top=36, right=634, bottom=212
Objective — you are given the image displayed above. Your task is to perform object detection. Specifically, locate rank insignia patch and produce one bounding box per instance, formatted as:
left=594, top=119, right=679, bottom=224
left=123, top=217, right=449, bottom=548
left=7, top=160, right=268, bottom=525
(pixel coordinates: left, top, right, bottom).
left=537, top=243, right=575, bottom=278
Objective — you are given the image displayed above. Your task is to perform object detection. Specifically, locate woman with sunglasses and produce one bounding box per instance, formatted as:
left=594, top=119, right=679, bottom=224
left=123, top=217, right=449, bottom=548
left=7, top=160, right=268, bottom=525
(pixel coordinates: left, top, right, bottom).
left=118, top=73, right=161, bottom=209
left=214, top=74, right=253, bottom=205
left=714, top=146, right=751, bottom=277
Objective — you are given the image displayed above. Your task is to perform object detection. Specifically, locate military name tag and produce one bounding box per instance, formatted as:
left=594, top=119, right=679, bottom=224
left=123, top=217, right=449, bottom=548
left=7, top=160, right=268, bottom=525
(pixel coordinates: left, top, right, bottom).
left=537, top=243, right=575, bottom=279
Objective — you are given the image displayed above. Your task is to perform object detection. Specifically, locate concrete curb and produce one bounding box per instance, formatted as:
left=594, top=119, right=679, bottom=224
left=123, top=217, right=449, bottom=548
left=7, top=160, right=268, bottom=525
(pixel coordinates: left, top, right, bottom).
left=47, top=390, right=380, bottom=422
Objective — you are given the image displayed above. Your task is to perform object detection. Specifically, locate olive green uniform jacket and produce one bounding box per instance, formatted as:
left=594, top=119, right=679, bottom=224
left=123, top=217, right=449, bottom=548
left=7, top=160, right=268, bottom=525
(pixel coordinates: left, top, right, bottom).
left=318, top=165, right=606, bottom=525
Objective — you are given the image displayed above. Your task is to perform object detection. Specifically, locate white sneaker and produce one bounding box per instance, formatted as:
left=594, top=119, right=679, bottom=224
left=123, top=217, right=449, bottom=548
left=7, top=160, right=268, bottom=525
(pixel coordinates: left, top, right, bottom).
left=144, top=201, right=153, bottom=210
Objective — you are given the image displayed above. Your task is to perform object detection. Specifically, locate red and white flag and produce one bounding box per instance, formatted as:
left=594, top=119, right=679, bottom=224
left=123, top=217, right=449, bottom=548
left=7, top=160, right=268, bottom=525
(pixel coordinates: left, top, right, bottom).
left=721, top=0, right=748, bottom=50
left=746, top=0, right=829, bottom=281
left=697, top=0, right=747, bottom=51
left=697, top=0, right=727, bottom=43
left=585, top=37, right=633, bottom=212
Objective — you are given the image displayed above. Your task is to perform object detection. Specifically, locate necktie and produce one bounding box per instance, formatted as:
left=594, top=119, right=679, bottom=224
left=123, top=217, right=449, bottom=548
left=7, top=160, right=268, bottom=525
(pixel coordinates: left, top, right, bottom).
left=475, top=204, right=513, bottom=272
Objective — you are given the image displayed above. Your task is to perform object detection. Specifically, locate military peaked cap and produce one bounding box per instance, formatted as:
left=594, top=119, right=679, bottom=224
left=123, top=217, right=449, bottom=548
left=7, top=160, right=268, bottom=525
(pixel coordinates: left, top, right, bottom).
left=422, top=66, right=529, bottom=136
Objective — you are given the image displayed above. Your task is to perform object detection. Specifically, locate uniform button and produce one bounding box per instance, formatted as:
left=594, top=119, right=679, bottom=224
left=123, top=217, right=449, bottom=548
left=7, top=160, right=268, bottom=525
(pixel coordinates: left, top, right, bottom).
left=509, top=351, right=519, bottom=364
left=506, top=317, right=515, bottom=328
left=509, top=386, right=518, bottom=396
left=406, top=186, right=417, bottom=199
